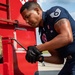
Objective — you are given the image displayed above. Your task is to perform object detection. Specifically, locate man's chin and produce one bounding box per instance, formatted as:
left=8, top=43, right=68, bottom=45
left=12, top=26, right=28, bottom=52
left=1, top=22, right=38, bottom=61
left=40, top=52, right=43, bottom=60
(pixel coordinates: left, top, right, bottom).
left=31, top=24, right=38, bottom=28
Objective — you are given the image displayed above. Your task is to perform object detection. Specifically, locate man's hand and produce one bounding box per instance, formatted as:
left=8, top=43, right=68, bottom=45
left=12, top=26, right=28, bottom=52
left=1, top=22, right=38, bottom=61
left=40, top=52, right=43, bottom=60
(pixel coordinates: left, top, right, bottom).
left=25, top=46, right=44, bottom=63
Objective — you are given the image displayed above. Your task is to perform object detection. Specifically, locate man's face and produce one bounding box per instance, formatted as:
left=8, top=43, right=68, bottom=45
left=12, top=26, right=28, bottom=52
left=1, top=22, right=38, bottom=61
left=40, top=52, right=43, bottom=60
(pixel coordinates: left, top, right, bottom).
left=21, top=9, right=42, bottom=28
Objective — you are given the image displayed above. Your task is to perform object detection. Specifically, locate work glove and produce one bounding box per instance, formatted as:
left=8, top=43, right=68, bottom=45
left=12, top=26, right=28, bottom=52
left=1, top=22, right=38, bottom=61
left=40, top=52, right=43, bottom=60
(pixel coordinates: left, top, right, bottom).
left=25, top=46, right=44, bottom=63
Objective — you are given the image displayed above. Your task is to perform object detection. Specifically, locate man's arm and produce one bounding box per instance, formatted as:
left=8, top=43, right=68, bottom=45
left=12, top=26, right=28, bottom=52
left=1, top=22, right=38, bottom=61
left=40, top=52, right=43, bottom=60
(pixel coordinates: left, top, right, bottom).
left=43, top=50, right=64, bottom=64
left=36, top=18, right=73, bottom=52
left=25, top=18, right=73, bottom=63
left=44, top=56, right=64, bottom=64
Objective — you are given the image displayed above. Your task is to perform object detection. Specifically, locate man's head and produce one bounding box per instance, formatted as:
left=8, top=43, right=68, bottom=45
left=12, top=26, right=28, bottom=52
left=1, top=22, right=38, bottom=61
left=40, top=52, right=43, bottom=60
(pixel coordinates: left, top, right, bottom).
left=20, top=1, right=43, bottom=28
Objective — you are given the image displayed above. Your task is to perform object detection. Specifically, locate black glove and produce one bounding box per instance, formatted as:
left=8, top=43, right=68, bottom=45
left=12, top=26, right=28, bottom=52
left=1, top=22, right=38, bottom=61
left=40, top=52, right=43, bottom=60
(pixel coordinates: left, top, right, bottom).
left=38, top=55, right=44, bottom=62
left=26, top=46, right=44, bottom=63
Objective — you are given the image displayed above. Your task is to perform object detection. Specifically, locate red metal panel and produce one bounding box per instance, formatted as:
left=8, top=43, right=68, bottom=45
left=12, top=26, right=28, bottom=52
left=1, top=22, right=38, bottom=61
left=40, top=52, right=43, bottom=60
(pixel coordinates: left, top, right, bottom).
left=16, top=28, right=36, bottom=48
left=0, top=0, right=7, bottom=19
left=0, top=0, right=38, bottom=75
left=0, top=64, right=3, bottom=75
left=0, top=23, right=37, bottom=75
left=0, top=25, right=36, bottom=48
left=1, top=37, right=38, bottom=75
left=0, top=25, right=14, bottom=37
left=14, top=53, right=38, bottom=75
left=2, top=37, right=14, bottom=75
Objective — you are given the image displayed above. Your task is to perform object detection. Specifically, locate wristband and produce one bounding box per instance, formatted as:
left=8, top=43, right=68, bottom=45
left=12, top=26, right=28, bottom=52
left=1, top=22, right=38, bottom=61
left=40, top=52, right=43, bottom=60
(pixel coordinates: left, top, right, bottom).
left=38, top=56, right=44, bottom=62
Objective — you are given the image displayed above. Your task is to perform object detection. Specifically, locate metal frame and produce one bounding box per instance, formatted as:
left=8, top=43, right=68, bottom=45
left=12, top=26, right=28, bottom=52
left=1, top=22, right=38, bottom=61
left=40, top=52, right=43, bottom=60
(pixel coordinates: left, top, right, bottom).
left=0, top=0, right=11, bottom=19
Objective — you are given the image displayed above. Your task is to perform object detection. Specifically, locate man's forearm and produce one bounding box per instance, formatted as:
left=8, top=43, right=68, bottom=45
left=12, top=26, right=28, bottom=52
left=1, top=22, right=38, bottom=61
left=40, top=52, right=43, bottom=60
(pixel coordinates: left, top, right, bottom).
left=44, top=56, right=64, bottom=64
left=36, top=34, right=72, bottom=52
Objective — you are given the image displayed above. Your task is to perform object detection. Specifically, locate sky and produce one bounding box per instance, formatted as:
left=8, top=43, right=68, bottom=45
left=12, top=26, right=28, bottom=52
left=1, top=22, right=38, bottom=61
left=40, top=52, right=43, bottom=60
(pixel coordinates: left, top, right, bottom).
left=36, top=0, right=75, bottom=45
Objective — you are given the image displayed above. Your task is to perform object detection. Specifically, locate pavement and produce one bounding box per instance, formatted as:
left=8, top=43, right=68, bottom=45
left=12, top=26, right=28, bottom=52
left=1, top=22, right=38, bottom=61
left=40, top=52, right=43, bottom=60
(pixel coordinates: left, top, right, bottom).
left=37, top=62, right=64, bottom=75
left=38, top=62, right=63, bottom=71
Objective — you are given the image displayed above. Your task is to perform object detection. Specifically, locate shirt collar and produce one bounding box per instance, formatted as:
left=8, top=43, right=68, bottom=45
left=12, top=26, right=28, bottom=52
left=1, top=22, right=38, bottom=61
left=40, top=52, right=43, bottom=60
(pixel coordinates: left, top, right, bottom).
left=42, top=11, right=46, bottom=21
left=39, top=12, right=46, bottom=34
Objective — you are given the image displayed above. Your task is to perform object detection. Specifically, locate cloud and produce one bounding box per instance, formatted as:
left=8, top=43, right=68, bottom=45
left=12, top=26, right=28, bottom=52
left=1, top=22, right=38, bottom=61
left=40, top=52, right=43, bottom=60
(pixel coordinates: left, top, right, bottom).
left=54, top=0, right=75, bottom=4
left=37, top=0, right=47, bottom=7
left=37, top=0, right=75, bottom=6
left=63, top=0, right=75, bottom=3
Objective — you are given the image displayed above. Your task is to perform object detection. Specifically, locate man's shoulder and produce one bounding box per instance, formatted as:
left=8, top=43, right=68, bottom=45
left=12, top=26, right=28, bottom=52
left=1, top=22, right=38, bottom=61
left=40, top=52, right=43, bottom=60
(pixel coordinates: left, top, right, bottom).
left=45, top=6, right=67, bottom=17
left=47, top=6, right=65, bottom=12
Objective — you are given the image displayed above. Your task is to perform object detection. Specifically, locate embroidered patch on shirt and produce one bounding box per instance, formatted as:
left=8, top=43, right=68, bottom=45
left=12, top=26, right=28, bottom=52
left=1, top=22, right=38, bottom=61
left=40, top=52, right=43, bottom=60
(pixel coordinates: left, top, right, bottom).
left=50, top=8, right=61, bottom=18
left=42, top=33, right=47, bottom=43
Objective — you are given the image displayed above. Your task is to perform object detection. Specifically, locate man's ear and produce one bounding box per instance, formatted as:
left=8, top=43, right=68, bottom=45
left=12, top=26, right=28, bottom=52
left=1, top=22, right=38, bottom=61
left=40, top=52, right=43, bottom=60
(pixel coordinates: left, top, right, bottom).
left=34, top=7, right=40, bottom=14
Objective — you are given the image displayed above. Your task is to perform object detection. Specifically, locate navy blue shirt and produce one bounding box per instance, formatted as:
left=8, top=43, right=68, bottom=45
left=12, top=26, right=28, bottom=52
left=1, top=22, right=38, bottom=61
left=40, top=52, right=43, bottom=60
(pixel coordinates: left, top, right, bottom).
left=39, top=6, right=75, bottom=58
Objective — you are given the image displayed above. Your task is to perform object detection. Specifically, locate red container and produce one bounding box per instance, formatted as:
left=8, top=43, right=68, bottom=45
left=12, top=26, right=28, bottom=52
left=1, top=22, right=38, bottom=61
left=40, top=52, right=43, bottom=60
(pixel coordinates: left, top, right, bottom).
left=0, top=0, right=38, bottom=75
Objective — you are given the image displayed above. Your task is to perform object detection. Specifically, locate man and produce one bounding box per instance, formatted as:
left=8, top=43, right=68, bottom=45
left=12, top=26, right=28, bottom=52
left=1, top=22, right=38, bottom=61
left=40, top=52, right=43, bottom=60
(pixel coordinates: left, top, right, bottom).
left=20, top=1, right=75, bottom=75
